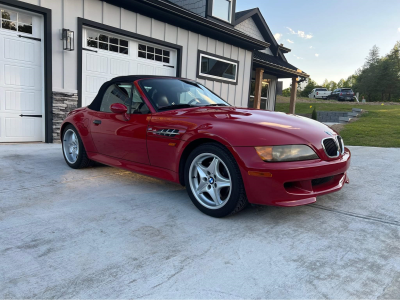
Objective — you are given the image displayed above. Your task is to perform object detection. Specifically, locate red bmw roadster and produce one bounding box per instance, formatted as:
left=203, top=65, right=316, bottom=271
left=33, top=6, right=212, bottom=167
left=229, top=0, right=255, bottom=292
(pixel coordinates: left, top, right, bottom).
left=61, top=76, right=351, bottom=217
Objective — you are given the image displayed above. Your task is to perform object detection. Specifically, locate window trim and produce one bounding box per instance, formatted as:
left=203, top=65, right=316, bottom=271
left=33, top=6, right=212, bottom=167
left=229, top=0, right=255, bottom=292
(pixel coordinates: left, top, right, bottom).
left=196, top=50, right=239, bottom=85
left=211, top=0, right=233, bottom=23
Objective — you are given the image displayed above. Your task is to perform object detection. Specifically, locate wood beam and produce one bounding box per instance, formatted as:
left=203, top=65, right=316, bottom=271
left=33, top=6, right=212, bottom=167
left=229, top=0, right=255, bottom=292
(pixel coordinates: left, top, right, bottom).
left=253, top=68, right=264, bottom=109
left=289, top=77, right=298, bottom=114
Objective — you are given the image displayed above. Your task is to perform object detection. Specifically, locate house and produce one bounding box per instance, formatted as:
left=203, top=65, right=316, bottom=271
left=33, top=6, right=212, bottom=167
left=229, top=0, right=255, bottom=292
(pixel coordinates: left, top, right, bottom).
left=0, top=0, right=308, bottom=143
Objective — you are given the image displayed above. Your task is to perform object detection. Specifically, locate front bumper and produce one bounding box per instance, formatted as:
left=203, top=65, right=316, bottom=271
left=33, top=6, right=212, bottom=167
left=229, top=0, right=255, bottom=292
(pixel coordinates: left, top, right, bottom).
left=232, top=147, right=351, bottom=206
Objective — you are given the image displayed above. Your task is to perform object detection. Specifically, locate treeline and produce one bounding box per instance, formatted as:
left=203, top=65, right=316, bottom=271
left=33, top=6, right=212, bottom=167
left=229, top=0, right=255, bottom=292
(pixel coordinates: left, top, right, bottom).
left=283, top=42, right=400, bottom=102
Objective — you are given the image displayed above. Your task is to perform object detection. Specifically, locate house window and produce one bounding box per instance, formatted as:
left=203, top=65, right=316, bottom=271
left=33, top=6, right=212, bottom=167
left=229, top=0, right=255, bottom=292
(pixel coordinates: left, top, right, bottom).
left=138, top=44, right=170, bottom=64
left=212, top=0, right=232, bottom=23
left=86, top=29, right=129, bottom=55
left=0, top=8, right=32, bottom=34
left=198, top=52, right=238, bottom=83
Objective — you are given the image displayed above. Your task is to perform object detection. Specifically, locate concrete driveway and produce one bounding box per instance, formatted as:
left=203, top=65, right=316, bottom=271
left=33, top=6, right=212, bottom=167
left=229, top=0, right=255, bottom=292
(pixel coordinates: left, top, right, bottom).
left=1, top=144, right=400, bottom=299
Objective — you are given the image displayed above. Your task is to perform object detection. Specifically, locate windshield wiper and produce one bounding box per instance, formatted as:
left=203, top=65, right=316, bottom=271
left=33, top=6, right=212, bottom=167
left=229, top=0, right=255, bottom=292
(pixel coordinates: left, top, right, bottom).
left=158, top=104, right=195, bottom=111
left=202, top=104, right=229, bottom=107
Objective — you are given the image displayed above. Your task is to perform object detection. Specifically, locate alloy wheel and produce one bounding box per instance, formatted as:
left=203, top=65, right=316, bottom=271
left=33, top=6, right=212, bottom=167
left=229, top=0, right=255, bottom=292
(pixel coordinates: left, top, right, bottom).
left=189, top=153, right=232, bottom=209
left=63, top=129, right=79, bottom=164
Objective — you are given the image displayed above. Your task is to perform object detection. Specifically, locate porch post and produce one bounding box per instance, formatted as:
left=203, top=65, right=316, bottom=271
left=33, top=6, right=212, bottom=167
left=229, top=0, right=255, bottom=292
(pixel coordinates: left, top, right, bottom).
left=289, top=77, right=298, bottom=114
left=253, top=68, right=264, bottom=109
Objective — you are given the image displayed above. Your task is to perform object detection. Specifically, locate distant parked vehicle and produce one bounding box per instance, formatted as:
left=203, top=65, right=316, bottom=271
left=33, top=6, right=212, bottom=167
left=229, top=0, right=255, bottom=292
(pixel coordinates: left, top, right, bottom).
left=329, top=88, right=355, bottom=101
left=308, top=88, right=332, bottom=99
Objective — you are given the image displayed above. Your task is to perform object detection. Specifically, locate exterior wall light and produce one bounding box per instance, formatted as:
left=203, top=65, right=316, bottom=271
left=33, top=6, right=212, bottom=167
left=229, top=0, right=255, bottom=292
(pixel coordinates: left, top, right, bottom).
left=62, top=29, right=74, bottom=51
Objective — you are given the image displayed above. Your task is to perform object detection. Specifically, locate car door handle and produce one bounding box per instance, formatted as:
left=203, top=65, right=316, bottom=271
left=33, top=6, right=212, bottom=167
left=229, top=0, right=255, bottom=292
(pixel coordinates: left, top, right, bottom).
left=93, top=120, right=102, bottom=125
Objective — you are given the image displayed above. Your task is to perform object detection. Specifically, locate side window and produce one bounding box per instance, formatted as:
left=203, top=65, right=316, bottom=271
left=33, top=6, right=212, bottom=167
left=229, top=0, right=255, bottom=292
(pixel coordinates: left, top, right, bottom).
left=131, top=85, right=150, bottom=114
left=100, top=83, right=132, bottom=113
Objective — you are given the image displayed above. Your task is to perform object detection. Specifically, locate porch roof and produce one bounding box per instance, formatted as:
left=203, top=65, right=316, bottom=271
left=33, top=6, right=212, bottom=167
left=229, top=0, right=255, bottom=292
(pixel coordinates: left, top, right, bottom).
left=253, top=51, right=309, bottom=79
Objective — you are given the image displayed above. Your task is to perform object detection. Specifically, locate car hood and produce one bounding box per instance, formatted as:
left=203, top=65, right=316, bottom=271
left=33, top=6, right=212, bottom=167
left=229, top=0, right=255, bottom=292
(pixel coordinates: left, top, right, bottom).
left=152, top=106, right=338, bottom=148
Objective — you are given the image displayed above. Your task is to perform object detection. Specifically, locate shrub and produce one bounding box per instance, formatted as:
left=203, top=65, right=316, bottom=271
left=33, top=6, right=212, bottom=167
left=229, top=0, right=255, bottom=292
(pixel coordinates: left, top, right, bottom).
left=312, top=107, right=317, bottom=120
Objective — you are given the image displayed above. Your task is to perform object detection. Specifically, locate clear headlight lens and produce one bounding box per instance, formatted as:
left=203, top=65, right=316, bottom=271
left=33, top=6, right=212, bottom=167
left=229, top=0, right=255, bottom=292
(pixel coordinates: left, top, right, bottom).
left=255, top=145, right=319, bottom=162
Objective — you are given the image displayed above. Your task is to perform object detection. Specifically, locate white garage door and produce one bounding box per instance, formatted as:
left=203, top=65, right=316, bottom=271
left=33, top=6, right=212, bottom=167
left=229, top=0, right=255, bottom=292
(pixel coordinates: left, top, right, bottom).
left=0, top=6, right=44, bottom=142
left=82, top=28, right=178, bottom=107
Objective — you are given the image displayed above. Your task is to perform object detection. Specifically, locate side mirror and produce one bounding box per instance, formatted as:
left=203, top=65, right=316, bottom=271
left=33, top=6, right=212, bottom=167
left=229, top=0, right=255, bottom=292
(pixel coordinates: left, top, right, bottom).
left=110, top=103, right=128, bottom=114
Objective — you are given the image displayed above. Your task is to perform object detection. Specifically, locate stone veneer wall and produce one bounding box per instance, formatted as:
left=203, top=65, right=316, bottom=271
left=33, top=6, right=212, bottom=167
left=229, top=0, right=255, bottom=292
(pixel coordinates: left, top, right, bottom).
left=52, top=92, right=78, bottom=142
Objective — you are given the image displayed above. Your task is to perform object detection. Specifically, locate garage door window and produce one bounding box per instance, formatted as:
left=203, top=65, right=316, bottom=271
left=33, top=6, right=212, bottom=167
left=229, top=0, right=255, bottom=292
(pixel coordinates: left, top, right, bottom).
left=138, top=44, right=170, bottom=64
left=86, top=30, right=129, bottom=55
left=1, top=8, right=32, bottom=34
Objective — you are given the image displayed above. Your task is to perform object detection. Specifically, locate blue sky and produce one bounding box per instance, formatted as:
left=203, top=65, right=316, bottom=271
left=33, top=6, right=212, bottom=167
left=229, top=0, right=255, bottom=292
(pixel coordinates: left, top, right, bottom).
left=236, top=0, right=400, bottom=89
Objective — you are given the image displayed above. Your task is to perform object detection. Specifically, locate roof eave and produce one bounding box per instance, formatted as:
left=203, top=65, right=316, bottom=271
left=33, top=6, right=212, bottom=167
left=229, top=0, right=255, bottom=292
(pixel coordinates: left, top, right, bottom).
left=105, top=0, right=269, bottom=50
left=253, top=58, right=309, bottom=78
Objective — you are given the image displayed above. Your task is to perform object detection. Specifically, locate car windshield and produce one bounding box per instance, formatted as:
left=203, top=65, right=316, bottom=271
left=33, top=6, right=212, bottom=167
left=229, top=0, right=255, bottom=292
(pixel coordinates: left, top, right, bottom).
left=139, top=78, right=230, bottom=111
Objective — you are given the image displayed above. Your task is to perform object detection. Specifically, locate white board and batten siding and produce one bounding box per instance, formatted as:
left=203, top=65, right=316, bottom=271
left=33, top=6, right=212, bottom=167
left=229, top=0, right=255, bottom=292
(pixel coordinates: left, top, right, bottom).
left=0, top=5, right=44, bottom=142
left=17, top=0, right=253, bottom=108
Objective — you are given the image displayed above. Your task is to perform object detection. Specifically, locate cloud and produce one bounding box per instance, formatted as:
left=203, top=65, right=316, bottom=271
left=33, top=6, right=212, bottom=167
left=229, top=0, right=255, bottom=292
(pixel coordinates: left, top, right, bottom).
left=287, top=39, right=294, bottom=44
left=398, top=28, right=400, bottom=32
left=286, top=27, right=313, bottom=39
left=315, top=54, right=319, bottom=57
left=293, top=54, right=304, bottom=60
left=287, top=27, right=296, bottom=34
left=274, top=33, right=283, bottom=41
left=310, top=46, right=313, bottom=49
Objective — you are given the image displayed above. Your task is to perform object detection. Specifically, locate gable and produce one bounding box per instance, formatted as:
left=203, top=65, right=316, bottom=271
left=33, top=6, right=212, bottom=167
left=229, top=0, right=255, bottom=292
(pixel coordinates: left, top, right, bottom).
left=234, top=17, right=264, bottom=42
left=234, top=17, right=274, bottom=56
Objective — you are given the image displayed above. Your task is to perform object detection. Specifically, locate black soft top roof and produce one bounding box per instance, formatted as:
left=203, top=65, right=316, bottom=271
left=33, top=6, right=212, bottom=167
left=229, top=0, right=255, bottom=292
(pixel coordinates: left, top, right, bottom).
left=88, top=75, right=186, bottom=111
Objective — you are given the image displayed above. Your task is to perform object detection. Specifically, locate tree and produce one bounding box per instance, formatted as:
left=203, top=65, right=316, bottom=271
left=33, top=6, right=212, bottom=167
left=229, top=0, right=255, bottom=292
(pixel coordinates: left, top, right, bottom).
left=282, top=87, right=291, bottom=97
left=365, top=45, right=380, bottom=68
left=300, top=78, right=317, bottom=97
left=337, top=78, right=345, bottom=88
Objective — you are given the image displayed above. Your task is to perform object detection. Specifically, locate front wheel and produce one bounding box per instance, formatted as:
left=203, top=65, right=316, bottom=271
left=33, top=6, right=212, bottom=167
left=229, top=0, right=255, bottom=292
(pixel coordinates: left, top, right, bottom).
left=185, top=143, right=248, bottom=218
left=62, top=124, right=93, bottom=169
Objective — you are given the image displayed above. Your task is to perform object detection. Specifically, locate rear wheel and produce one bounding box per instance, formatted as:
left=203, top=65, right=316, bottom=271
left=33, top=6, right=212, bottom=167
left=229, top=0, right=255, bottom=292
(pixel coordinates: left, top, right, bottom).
left=62, top=124, right=92, bottom=169
left=185, top=143, right=248, bottom=218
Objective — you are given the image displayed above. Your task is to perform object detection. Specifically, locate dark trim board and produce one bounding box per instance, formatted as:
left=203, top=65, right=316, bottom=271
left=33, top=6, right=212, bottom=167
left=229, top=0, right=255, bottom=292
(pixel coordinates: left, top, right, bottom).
left=0, top=0, right=53, bottom=143
left=206, top=0, right=237, bottom=27
left=196, top=50, right=240, bottom=85
left=77, top=18, right=183, bottom=108
left=247, top=51, right=254, bottom=107
left=104, top=0, right=268, bottom=51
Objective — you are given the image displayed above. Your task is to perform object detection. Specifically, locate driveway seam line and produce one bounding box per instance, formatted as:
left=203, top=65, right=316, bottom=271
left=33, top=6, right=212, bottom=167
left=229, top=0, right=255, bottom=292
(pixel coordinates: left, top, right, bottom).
left=308, top=204, right=400, bottom=227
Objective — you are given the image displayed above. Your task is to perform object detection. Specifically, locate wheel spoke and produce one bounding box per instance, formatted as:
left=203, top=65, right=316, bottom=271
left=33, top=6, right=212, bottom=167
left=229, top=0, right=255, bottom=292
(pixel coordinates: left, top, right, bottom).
left=208, top=187, right=222, bottom=206
left=207, top=157, right=219, bottom=175
left=196, top=164, right=208, bottom=179
left=196, top=180, right=208, bottom=194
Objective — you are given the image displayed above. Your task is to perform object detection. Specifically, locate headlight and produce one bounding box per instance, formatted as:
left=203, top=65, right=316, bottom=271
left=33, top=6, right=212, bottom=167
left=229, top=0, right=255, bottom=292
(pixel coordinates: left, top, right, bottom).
left=255, top=145, right=319, bottom=162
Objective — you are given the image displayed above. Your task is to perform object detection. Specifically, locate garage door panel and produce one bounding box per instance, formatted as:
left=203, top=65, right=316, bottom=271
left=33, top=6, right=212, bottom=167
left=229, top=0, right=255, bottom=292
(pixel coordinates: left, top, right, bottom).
left=85, top=75, right=108, bottom=94
left=110, top=58, right=130, bottom=76
left=86, top=53, right=108, bottom=74
left=155, top=67, right=175, bottom=76
left=2, top=115, right=41, bottom=140
left=4, top=37, right=39, bottom=66
left=137, top=63, right=155, bottom=75
left=3, top=90, right=41, bottom=113
left=4, top=64, right=36, bottom=87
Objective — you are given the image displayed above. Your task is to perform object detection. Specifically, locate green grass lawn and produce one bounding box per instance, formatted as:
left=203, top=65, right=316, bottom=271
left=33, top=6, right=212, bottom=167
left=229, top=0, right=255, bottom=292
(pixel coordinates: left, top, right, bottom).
left=275, top=102, right=400, bottom=148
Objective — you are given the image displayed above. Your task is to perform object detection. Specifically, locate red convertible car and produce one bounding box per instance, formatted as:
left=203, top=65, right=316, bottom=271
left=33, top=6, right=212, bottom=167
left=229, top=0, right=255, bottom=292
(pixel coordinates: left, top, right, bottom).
left=61, top=76, right=351, bottom=218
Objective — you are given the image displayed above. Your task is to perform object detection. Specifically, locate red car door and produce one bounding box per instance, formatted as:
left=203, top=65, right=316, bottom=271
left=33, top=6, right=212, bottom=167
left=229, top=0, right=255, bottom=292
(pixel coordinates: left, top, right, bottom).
left=88, top=82, right=151, bottom=165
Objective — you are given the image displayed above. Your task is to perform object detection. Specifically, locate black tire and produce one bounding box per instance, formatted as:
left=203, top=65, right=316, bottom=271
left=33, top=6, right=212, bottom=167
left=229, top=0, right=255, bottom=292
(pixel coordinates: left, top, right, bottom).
left=62, top=124, right=93, bottom=169
left=184, top=143, right=248, bottom=218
